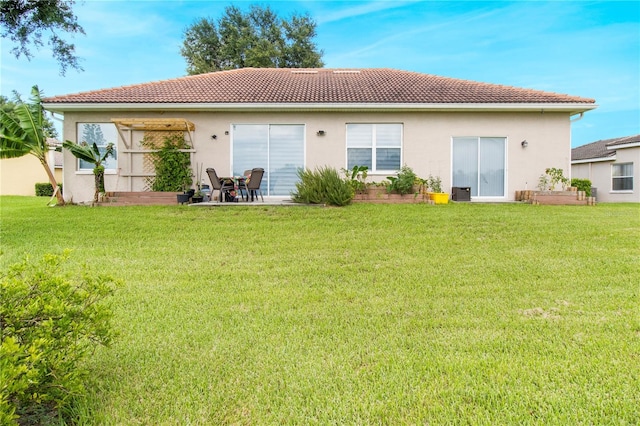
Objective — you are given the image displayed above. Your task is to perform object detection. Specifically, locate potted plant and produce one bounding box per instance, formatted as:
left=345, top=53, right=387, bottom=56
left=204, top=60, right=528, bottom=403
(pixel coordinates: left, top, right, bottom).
left=177, top=192, right=190, bottom=204
left=426, top=174, right=449, bottom=204
left=191, top=189, right=204, bottom=203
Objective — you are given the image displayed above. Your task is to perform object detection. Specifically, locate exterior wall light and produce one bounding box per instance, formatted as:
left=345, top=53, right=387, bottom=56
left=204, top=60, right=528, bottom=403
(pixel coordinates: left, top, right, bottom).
left=521, top=140, right=528, bottom=148
left=211, top=134, right=217, bottom=140
left=317, top=130, right=326, bottom=136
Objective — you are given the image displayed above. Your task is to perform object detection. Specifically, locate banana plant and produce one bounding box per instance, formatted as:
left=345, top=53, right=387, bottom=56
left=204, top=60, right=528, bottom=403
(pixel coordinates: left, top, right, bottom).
left=63, top=140, right=114, bottom=204
left=0, top=86, right=64, bottom=205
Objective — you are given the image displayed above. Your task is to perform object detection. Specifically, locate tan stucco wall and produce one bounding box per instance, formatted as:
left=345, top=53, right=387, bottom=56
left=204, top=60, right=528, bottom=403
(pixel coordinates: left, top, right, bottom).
left=572, top=146, right=640, bottom=202
left=0, top=154, right=62, bottom=196
left=61, top=110, right=572, bottom=203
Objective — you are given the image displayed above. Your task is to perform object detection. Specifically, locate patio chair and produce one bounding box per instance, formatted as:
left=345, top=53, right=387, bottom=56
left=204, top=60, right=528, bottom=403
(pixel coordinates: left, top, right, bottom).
left=246, top=168, right=265, bottom=202
left=236, top=169, right=251, bottom=202
left=206, top=168, right=235, bottom=202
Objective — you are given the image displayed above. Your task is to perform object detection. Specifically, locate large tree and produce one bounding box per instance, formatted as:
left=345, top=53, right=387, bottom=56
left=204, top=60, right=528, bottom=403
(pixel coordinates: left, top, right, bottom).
left=0, top=86, right=64, bottom=205
left=0, top=0, right=85, bottom=75
left=180, top=5, right=323, bottom=75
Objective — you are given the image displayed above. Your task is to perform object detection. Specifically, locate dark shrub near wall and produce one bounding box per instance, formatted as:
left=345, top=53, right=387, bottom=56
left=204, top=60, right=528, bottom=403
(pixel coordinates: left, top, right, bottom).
left=570, top=178, right=592, bottom=197
left=292, top=167, right=353, bottom=206
left=34, top=182, right=62, bottom=196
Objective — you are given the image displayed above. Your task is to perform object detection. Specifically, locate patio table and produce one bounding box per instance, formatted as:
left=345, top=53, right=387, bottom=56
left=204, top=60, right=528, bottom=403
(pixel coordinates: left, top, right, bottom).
left=219, top=176, right=247, bottom=202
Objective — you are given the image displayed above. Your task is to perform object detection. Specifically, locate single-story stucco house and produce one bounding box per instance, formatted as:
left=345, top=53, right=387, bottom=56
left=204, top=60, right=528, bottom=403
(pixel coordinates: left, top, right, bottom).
left=41, top=68, right=596, bottom=204
left=571, top=135, right=640, bottom=203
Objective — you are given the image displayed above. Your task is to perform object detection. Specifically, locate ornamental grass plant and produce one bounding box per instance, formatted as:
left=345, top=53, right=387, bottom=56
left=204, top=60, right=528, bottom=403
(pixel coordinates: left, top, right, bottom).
left=1, top=197, right=638, bottom=424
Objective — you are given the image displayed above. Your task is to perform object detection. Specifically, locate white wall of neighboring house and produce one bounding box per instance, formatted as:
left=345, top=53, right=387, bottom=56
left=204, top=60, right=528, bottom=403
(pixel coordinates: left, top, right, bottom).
left=61, top=110, right=572, bottom=204
left=572, top=146, right=640, bottom=203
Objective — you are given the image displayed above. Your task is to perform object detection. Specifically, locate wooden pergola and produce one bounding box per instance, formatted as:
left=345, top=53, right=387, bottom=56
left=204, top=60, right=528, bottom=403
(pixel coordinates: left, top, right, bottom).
left=110, top=118, right=196, bottom=191
left=111, top=118, right=195, bottom=149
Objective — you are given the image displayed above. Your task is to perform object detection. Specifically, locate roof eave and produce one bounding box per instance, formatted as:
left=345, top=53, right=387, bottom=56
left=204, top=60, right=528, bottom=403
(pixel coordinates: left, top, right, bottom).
left=571, top=155, right=616, bottom=164
left=606, top=142, right=640, bottom=150
left=42, top=102, right=598, bottom=114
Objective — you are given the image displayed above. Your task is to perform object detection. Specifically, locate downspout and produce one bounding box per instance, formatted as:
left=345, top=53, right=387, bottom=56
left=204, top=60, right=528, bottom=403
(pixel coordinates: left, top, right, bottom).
left=568, top=112, right=585, bottom=181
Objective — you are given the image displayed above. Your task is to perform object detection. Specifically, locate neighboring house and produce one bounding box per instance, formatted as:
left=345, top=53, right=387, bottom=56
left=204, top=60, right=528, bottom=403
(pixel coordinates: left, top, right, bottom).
left=571, top=135, right=640, bottom=203
left=0, top=139, right=63, bottom=196
left=41, top=68, right=596, bottom=204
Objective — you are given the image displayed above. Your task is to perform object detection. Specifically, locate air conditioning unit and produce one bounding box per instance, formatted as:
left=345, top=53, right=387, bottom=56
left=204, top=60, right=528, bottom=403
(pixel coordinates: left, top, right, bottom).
left=452, top=187, right=471, bottom=201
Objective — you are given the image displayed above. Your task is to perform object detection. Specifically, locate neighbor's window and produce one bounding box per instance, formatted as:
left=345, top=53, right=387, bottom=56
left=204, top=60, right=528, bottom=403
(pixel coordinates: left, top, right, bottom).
left=76, top=123, right=118, bottom=171
left=612, top=163, right=633, bottom=191
left=346, top=123, right=402, bottom=172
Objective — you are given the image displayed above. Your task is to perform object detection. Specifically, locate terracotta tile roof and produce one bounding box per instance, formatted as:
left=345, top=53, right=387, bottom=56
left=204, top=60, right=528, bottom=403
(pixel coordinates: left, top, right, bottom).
left=572, top=134, right=640, bottom=161
left=42, top=68, right=595, bottom=105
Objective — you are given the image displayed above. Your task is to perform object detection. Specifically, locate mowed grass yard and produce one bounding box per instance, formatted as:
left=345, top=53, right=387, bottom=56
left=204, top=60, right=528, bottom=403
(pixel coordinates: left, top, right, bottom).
left=1, top=196, right=639, bottom=425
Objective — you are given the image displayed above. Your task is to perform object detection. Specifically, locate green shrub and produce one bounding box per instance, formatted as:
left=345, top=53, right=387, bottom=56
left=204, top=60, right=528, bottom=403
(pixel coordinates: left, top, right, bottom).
left=143, top=135, right=193, bottom=192
left=538, top=167, right=569, bottom=191
left=292, top=167, right=353, bottom=206
left=387, top=165, right=417, bottom=194
left=571, top=178, right=592, bottom=196
left=34, top=183, right=62, bottom=197
left=0, top=251, right=119, bottom=425
left=426, top=174, right=443, bottom=193
left=342, top=165, right=368, bottom=194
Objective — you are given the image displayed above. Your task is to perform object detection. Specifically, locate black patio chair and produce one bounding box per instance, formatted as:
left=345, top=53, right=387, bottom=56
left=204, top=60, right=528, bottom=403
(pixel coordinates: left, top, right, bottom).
left=206, top=168, right=235, bottom=202
left=246, top=168, right=264, bottom=202
left=236, top=169, right=251, bottom=202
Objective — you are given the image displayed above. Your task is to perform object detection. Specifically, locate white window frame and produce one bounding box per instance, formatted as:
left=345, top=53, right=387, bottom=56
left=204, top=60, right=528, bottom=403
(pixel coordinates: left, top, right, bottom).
left=75, top=123, right=118, bottom=174
left=451, top=136, right=507, bottom=200
left=611, top=162, right=634, bottom=192
left=346, top=123, right=403, bottom=173
left=230, top=123, right=306, bottom=196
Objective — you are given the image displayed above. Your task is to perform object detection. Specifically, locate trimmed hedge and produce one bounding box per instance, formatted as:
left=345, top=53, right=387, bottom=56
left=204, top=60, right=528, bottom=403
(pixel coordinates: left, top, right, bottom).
left=34, top=182, right=62, bottom=197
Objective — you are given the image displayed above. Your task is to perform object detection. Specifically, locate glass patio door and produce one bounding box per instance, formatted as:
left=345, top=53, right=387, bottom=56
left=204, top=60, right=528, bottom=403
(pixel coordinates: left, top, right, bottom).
left=452, top=137, right=505, bottom=198
left=232, top=124, right=305, bottom=196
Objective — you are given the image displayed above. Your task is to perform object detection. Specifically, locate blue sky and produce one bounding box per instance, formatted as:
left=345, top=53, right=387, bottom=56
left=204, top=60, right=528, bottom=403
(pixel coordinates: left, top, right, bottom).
left=1, top=0, right=638, bottom=147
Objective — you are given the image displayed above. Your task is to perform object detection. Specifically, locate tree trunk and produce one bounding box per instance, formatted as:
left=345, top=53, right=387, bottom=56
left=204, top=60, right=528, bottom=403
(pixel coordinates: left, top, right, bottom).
left=94, top=167, right=105, bottom=204
left=39, top=156, right=64, bottom=206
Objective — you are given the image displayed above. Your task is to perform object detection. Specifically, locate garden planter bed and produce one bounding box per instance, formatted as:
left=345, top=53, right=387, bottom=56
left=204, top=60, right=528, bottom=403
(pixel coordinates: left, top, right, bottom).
left=515, top=189, right=595, bottom=205
left=353, top=188, right=434, bottom=204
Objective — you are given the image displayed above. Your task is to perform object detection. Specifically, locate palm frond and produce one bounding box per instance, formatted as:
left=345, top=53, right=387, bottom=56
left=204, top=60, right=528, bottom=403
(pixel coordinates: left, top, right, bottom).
left=28, top=86, right=45, bottom=131
left=0, top=135, right=32, bottom=158
left=0, top=107, right=28, bottom=159
left=63, top=140, right=99, bottom=164
left=1, top=85, right=47, bottom=160
left=91, top=142, right=101, bottom=159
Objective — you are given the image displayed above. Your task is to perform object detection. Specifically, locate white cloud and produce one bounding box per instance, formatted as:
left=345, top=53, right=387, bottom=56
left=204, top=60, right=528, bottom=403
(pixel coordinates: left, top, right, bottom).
left=315, top=0, right=422, bottom=24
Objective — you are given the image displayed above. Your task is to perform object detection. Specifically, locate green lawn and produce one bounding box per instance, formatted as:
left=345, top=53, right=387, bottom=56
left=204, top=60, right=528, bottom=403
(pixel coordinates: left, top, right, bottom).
left=1, top=197, right=639, bottom=425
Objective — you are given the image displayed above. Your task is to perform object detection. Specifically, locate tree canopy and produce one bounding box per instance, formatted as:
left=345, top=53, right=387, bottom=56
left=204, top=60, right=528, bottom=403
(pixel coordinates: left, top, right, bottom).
left=180, top=5, right=323, bottom=75
left=0, top=0, right=85, bottom=75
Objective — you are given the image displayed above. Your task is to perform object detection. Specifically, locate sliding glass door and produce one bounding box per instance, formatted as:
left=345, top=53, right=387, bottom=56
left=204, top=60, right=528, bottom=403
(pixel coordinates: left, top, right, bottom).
left=452, top=137, right=505, bottom=198
left=232, top=124, right=305, bottom=196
